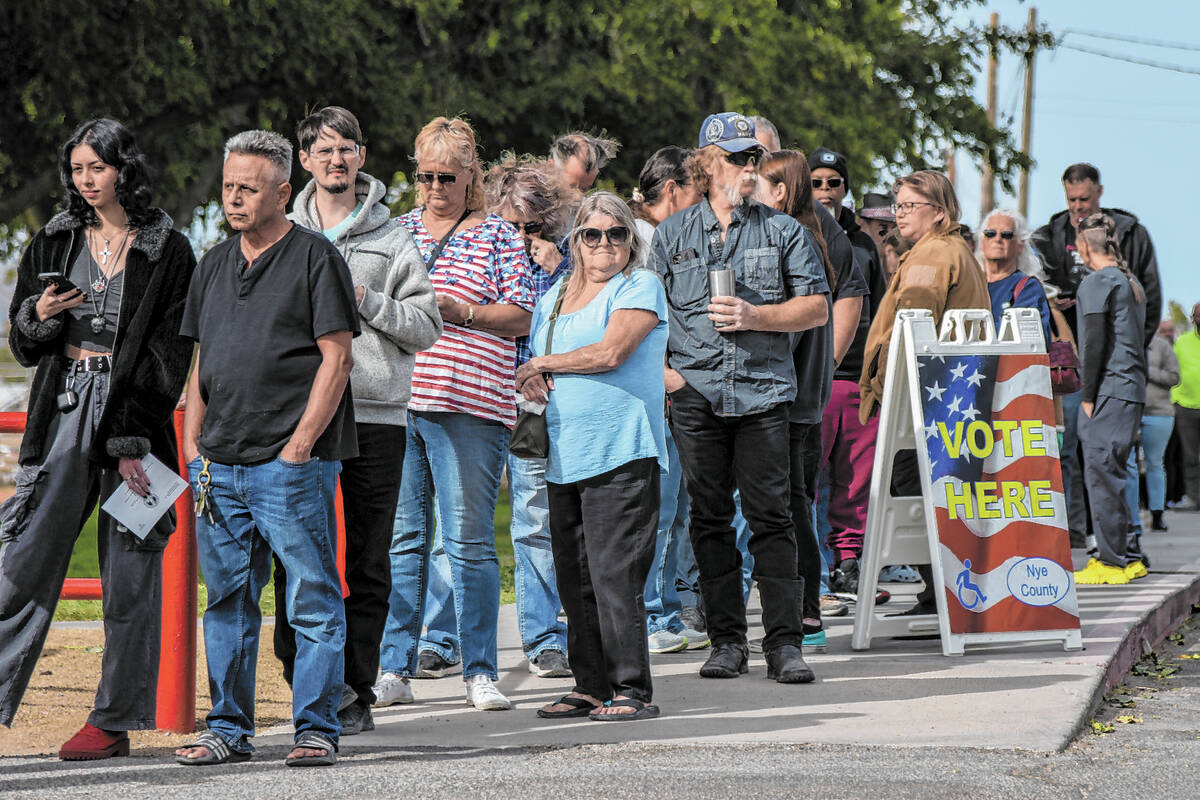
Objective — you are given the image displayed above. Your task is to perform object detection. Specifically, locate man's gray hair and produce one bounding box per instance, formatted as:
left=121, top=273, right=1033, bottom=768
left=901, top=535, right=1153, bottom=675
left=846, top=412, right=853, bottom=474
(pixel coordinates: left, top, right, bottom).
left=749, top=116, right=781, bottom=151
left=224, top=129, right=292, bottom=181
left=550, top=132, right=620, bottom=172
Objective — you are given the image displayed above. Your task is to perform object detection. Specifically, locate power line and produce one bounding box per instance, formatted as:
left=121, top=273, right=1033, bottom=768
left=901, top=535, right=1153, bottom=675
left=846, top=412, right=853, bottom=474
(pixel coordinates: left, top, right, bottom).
left=1063, top=28, right=1200, bottom=53
left=1059, top=42, right=1200, bottom=76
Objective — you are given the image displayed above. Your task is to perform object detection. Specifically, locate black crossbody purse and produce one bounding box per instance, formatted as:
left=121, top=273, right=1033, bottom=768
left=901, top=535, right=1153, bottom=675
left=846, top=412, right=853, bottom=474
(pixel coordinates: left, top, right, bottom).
left=509, top=280, right=569, bottom=459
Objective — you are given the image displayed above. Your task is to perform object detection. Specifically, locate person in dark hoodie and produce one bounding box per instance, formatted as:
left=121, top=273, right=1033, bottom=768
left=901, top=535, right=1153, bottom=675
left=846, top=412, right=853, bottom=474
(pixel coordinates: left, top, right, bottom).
left=277, top=107, right=443, bottom=734
left=1032, top=163, right=1162, bottom=558
left=0, top=118, right=195, bottom=759
left=807, top=146, right=888, bottom=596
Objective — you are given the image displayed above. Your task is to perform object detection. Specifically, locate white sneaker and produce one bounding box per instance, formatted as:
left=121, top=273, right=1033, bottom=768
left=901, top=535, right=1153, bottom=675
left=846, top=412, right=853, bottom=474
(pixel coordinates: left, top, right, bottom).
left=372, top=672, right=414, bottom=707
left=465, top=675, right=512, bottom=711
left=647, top=629, right=688, bottom=653
left=681, top=626, right=710, bottom=649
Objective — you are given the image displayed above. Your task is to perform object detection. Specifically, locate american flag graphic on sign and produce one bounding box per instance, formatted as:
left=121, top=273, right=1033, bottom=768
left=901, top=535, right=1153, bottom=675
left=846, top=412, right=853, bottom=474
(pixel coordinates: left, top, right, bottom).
left=916, top=352, right=1080, bottom=635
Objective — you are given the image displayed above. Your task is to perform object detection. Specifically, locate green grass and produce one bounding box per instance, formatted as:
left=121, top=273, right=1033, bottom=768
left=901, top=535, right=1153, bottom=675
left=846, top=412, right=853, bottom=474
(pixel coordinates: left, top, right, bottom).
left=52, top=488, right=516, bottom=621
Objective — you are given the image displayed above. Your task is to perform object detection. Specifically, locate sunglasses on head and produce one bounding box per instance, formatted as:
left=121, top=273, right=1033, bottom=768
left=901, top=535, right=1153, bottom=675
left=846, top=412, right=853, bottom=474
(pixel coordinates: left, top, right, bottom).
left=982, top=229, right=1015, bottom=240
left=577, top=226, right=630, bottom=247
left=724, top=147, right=766, bottom=168
left=507, top=220, right=543, bottom=235
left=415, top=171, right=457, bottom=185
left=812, top=177, right=844, bottom=189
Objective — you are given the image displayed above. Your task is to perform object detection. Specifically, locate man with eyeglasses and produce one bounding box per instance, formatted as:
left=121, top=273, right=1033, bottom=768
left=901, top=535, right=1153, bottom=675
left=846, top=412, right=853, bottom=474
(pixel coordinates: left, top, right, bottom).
left=280, top=107, right=444, bottom=733
left=856, top=192, right=896, bottom=256
left=651, top=112, right=829, bottom=684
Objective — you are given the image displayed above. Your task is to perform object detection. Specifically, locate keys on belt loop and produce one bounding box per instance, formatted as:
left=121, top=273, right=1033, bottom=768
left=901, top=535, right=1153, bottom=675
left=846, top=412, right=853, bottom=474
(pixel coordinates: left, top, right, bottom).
left=194, top=457, right=215, bottom=525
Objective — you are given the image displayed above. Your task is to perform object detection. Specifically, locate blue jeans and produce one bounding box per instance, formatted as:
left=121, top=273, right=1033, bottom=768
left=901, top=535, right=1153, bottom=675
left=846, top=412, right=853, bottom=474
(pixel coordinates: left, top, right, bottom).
left=645, top=426, right=686, bottom=634
left=507, top=453, right=568, bottom=658
left=190, top=456, right=344, bottom=752
left=732, top=491, right=755, bottom=603
left=418, top=530, right=460, bottom=662
left=1126, top=414, right=1175, bottom=534
left=380, top=411, right=505, bottom=681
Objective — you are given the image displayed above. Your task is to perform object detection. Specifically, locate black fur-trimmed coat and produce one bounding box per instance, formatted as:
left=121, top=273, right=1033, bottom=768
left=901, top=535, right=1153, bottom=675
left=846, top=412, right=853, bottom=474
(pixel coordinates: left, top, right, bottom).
left=7, top=209, right=196, bottom=470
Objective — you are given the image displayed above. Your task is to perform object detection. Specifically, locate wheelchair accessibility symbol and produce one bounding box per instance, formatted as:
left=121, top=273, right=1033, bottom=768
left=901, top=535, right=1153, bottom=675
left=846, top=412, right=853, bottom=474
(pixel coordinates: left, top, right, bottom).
left=956, top=559, right=987, bottom=610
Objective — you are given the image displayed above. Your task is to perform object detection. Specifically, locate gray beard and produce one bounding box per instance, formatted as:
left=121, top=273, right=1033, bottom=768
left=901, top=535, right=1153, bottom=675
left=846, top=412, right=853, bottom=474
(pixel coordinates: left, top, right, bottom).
left=724, top=179, right=750, bottom=209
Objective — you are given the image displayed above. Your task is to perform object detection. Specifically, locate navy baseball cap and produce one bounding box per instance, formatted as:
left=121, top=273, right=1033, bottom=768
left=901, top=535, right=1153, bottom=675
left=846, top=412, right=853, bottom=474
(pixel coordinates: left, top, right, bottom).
left=808, top=147, right=849, bottom=185
left=697, top=112, right=759, bottom=152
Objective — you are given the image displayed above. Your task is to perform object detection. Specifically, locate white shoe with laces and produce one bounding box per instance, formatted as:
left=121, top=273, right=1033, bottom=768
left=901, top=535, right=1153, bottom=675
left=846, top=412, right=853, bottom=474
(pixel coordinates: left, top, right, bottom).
left=465, top=675, right=512, bottom=711
left=372, top=672, right=414, bottom=707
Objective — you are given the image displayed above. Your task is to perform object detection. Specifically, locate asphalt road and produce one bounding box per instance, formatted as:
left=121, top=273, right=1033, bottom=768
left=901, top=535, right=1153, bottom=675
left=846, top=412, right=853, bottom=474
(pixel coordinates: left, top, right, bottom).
left=4, top=613, right=1199, bottom=800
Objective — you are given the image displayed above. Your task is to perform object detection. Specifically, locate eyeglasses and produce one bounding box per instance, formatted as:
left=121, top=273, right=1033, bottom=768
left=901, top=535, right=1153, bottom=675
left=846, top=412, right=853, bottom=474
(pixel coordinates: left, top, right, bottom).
left=724, top=148, right=766, bottom=168
left=812, top=177, right=844, bottom=189
left=982, top=229, right=1015, bottom=240
left=309, top=145, right=360, bottom=163
left=577, top=226, right=630, bottom=247
left=507, top=220, right=543, bottom=235
left=890, top=201, right=939, bottom=216
left=415, top=172, right=458, bottom=185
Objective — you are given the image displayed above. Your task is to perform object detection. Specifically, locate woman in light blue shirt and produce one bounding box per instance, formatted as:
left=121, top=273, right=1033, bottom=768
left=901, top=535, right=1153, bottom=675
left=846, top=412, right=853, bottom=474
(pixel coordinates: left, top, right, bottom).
left=515, top=191, right=668, bottom=721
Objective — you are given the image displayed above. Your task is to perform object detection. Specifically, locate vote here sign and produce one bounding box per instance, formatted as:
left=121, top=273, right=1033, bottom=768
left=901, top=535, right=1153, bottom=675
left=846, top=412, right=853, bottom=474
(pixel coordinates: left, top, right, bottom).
left=916, top=352, right=1080, bottom=635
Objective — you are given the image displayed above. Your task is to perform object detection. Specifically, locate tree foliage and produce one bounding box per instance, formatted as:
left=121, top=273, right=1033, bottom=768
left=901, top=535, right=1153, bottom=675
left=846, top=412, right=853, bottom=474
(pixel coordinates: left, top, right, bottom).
left=1, top=0, right=1026, bottom=231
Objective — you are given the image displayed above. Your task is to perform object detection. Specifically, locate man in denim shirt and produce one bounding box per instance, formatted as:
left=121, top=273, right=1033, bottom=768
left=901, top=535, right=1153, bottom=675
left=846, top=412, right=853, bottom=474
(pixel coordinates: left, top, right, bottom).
left=651, top=112, right=829, bottom=684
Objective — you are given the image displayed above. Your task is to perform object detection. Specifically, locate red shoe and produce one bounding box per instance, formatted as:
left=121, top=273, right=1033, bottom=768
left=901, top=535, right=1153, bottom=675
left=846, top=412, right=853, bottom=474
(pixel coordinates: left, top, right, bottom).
left=59, top=723, right=130, bottom=760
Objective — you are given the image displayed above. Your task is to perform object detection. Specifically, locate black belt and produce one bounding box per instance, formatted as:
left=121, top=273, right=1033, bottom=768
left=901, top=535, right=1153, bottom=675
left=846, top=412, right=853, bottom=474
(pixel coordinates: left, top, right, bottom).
left=64, top=355, right=111, bottom=373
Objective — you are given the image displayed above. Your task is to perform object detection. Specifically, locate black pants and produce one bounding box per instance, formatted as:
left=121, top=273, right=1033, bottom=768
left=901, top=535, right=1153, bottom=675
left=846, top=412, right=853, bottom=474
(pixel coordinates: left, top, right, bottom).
left=790, top=421, right=823, bottom=627
left=1175, top=405, right=1200, bottom=504
left=668, top=384, right=803, bottom=652
left=547, top=457, right=659, bottom=704
left=274, top=422, right=406, bottom=703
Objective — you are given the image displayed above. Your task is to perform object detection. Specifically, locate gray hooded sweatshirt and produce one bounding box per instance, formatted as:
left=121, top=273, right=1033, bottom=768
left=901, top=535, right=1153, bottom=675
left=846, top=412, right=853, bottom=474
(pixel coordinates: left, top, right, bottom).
left=290, top=171, right=443, bottom=425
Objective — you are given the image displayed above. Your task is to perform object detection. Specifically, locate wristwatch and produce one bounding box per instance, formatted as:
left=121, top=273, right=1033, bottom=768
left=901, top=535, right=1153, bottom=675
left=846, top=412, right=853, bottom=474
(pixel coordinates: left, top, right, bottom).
left=462, top=304, right=475, bottom=327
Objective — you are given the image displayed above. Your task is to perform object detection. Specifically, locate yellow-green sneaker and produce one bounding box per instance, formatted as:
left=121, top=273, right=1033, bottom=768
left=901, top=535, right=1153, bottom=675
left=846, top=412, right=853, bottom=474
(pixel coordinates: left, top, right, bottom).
left=1074, top=559, right=1130, bottom=585
left=1124, top=561, right=1148, bottom=581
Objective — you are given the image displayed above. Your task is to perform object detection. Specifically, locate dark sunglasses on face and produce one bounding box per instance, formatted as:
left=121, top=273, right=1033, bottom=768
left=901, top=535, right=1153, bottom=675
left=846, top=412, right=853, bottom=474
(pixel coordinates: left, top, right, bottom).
left=812, top=177, right=844, bottom=189
left=724, top=148, right=766, bottom=168
left=415, top=171, right=457, bottom=185
left=507, top=220, right=543, bottom=235
left=578, top=225, right=630, bottom=247
left=982, top=229, right=1015, bottom=240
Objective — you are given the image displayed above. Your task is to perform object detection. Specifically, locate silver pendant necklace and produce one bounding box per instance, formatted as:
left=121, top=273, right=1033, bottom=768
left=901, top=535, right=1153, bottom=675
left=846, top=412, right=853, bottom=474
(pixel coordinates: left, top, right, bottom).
left=88, top=228, right=129, bottom=294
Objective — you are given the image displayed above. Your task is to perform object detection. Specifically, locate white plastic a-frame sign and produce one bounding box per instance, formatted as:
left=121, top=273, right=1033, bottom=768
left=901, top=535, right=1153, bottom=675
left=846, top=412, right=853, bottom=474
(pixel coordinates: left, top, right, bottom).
left=851, top=308, right=1082, bottom=657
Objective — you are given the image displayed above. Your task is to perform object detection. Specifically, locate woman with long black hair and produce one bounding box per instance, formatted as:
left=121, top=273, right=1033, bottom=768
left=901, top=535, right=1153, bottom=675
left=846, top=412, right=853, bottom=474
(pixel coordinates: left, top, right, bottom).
left=0, top=118, right=196, bottom=759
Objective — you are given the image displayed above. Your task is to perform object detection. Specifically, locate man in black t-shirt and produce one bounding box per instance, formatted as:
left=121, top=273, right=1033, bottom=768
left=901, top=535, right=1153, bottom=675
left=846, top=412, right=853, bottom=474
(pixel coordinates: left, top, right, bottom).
left=175, top=130, right=360, bottom=768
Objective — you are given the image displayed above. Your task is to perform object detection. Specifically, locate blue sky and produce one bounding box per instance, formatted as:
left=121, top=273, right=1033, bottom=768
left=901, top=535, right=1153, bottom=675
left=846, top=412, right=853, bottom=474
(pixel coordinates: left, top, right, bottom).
left=943, top=1, right=1199, bottom=316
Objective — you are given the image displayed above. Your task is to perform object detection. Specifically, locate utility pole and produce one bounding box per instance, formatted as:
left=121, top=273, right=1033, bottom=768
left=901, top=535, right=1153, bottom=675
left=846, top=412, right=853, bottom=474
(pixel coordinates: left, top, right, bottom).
left=1018, top=7, right=1038, bottom=218
left=981, top=12, right=999, bottom=213
left=946, top=145, right=957, bottom=190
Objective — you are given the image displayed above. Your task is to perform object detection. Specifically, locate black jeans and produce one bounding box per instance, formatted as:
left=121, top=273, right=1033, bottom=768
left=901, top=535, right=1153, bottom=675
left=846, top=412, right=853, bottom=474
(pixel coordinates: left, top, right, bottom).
left=790, top=421, right=823, bottom=627
left=547, top=457, right=659, bottom=704
left=274, top=422, right=406, bottom=703
left=668, top=384, right=803, bottom=651
left=1175, top=404, right=1200, bottom=503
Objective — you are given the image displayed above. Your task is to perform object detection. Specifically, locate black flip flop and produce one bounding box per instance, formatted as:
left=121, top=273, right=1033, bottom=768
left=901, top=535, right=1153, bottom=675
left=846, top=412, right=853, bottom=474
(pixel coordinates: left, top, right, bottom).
left=537, top=694, right=599, bottom=719
left=588, top=698, right=661, bottom=722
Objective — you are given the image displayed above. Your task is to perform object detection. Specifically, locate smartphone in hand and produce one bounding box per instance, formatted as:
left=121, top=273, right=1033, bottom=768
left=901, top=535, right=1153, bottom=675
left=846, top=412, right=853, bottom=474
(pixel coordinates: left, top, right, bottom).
left=37, top=272, right=82, bottom=294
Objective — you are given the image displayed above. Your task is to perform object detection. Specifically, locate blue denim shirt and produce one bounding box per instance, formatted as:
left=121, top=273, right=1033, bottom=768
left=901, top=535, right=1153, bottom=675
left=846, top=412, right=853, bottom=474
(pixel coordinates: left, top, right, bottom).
left=514, top=242, right=572, bottom=368
left=651, top=198, right=829, bottom=417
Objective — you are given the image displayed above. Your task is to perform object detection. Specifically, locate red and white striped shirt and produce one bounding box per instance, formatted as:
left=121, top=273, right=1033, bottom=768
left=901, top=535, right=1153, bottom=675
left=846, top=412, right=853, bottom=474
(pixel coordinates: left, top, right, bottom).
left=399, top=211, right=536, bottom=427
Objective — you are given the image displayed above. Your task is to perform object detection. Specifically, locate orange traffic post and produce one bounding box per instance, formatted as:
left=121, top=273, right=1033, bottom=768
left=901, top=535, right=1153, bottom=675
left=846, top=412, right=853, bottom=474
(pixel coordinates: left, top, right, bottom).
left=156, top=409, right=198, bottom=733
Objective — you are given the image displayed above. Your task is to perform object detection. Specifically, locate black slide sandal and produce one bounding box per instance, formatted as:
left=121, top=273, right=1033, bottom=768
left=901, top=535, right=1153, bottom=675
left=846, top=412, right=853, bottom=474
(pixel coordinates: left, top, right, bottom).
left=588, top=698, right=661, bottom=722
left=537, top=694, right=599, bottom=719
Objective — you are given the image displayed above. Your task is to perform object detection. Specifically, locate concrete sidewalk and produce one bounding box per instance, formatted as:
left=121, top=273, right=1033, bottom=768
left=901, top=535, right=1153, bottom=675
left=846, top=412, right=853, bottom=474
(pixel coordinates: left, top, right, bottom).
left=252, top=511, right=1200, bottom=754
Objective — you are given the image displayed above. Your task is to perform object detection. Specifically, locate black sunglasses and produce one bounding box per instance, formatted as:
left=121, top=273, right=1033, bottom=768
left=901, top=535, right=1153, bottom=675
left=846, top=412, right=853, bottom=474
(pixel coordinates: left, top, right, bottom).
left=415, top=171, right=457, bottom=185
left=724, top=148, right=766, bottom=168
left=982, top=229, right=1015, bottom=240
left=507, top=220, right=544, bottom=235
left=812, top=177, right=844, bottom=189
left=578, top=226, right=630, bottom=247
